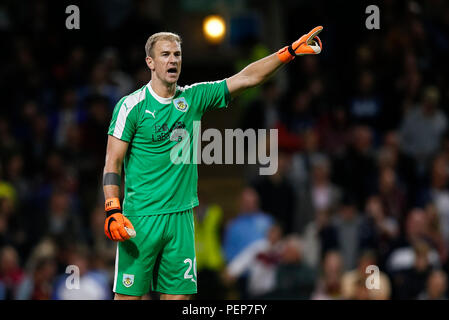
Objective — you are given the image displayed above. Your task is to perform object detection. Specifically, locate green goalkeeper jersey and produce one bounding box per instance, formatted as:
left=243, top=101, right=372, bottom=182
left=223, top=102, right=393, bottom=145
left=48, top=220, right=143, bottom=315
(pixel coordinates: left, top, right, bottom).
left=108, top=80, right=231, bottom=216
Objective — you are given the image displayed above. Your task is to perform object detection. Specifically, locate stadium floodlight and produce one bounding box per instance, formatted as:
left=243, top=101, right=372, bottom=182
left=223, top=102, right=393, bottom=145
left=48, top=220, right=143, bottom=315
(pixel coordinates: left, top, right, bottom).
left=203, top=15, right=226, bottom=44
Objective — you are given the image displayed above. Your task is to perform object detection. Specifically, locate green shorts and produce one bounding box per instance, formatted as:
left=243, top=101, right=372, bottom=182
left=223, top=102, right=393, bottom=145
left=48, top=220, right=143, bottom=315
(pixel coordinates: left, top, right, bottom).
left=113, top=209, right=197, bottom=296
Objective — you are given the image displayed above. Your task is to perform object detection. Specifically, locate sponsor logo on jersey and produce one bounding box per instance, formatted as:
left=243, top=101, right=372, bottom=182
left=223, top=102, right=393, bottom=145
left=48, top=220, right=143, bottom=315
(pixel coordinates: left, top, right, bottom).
left=152, top=121, right=186, bottom=142
left=174, top=97, right=189, bottom=112
left=123, top=274, right=134, bottom=287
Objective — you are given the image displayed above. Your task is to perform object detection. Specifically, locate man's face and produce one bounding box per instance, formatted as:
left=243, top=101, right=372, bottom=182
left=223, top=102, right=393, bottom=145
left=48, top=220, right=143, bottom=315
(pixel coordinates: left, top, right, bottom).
left=146, top=40, right=182, bottom=85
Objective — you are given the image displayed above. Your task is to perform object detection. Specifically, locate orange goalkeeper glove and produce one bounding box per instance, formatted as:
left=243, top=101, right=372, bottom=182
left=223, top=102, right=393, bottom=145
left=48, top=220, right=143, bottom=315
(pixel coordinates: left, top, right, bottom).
left=104, top=197, right=136, bottom=241
left=277, top=26, right=323, bottom=63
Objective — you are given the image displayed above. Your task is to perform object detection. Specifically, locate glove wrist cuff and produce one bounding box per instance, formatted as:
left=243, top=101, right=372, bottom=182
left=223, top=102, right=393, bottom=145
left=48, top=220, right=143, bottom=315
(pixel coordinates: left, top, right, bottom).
left=105, top=197, right=121, bottom=211
left=105, top=197, right=122, bottom=217
left=277, top=45, right=295, bottom=63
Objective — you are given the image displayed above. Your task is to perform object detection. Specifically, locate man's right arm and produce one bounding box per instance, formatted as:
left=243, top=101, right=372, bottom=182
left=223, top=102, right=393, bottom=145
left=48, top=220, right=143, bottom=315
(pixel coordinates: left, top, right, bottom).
left=103, top=135, right=129, bottom=199
left=103, top=135, right=135, bottom=241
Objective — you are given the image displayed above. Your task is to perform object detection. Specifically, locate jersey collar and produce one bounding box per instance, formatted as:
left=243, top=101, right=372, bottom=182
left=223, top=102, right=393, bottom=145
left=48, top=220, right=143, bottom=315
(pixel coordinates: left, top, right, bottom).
left=146, top=81, right=178, bottom=105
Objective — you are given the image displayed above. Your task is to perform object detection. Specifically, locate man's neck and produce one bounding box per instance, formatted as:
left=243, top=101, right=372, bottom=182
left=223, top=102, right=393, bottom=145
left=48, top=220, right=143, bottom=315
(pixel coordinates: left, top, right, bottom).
left=150, top=78, right=176, bottom=98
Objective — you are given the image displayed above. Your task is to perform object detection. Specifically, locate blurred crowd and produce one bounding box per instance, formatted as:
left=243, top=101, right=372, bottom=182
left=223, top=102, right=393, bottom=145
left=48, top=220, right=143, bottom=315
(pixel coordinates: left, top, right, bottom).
left=2, top=0, right=449, bottom=300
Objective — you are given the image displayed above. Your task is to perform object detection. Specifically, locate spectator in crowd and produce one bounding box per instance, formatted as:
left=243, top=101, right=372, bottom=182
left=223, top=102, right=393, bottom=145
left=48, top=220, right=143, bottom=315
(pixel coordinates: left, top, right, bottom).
left=222, top=187, right=273, bottom=263
left=331, top=194, right=364, bottom=271
left=241, top=80, right=282, bottom=131
left=399, top=86, right=448, bottom=177
left=359, top=196, right=399, bottom=268
left=394, top=52, right=422, bottom=113
left=302, top=209, right=338, bottom=269
left=224, top=223, right=283, bottom=299
left=377, top=132, right=400, bottom=174
left=391, top=240, right=437, bottom=299
left=316, top=105, right=351, bottom=158
left=15, top=256, right=57, bottom=300
left=333, top=125, right=377, bottom=210
left=418, top=154, right=449, bottom=246
left=424, top=203, right=448, bottom=265
left=13, top=100, right=39, bottom=150
left=377, top=166, right=407, bottom=224
left=50, top=88, right=84, bottom=148
left=378, top=131, right=417, bottom=198
left=77, top=61, right=121, bottom=110
left=418, top=269, right=448, bottom=300
left=287, top=90, right=317, bottom=136
left=43, top=190, right=84, bottom=244
left=0, top=198, right=17, bottom=248
left=276, top=90, right=313, bottom=153
left=251, top=151, right=296, bottom=233
left=0, top=117, right=20, bottom=159
left=387, top=209, right=440, bottom=274
left=0, top=245, right=25, bottom=300
left=297, top=55, right=323, bottom=95
left=267, top=235, right=316, bottom=299
left=0, top=208, right=9, bottom=247
left=348, top=278, right=372, bottom=300
left=14, top=237, right=58, bottom=300
left=22, top=237, right=58, bottom=273
left=306, top=76, right=326, bottom=114
left=289, top=127, right=322, bottom=187
left=101, top=48, right=134, bottom=98
left=312, top=250, right=344, bottom=300
left=294, top=153, right=341, bottom=234
left=52, top=246, right=111, bottom=300
left=64, top=46, right=88, bottom=87
left=348, top=70, right=383, bottom=132
left=341, top=250, right=391, bottom=300
left=79, top=95, right=110, bottom=168
left=28, top=114, right=53, bottom=170
left=4, top=153, right=30, bottom=206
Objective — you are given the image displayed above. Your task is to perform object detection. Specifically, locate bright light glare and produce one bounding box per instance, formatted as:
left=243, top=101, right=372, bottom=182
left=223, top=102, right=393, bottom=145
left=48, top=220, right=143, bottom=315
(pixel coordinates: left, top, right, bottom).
left=203, top=15, right=226, bottom=43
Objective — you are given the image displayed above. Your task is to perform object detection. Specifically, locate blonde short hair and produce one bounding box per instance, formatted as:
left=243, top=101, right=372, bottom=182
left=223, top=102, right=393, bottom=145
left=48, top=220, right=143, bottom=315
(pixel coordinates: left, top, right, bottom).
left=145, top=32, right=182, bottom=57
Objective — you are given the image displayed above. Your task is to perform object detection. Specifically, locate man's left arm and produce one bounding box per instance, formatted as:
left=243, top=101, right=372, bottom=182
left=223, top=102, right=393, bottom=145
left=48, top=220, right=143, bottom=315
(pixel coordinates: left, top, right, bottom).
left=226, top=26, right=323, bottom=98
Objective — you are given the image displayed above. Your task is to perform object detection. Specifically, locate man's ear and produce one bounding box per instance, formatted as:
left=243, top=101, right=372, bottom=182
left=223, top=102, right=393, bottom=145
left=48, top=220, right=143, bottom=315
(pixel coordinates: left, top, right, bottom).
left=145, top=56, right=154, bottom=71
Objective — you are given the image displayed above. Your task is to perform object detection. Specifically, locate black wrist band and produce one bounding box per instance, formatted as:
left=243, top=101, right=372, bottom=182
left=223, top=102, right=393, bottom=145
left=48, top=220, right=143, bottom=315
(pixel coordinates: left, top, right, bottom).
left=288, top=45, right=297, bottom=57
left=106, top=208, right=122, bottom=217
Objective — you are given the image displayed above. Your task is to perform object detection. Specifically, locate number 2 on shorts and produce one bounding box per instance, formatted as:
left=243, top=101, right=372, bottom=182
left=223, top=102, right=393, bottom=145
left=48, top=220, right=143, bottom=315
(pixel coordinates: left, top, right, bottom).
left=183, top=257, right=197, bottom=283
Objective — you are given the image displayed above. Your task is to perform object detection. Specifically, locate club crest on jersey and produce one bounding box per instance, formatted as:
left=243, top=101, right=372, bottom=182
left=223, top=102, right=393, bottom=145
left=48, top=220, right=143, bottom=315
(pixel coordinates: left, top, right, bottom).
left=174, top=97, right=189, bottom=112
left=123, top=274, right=134, bottom=288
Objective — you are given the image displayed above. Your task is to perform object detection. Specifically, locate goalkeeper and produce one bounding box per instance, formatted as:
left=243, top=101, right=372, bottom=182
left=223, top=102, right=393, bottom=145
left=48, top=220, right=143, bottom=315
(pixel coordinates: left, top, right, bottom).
left=103, top=26, right=323, bottom=300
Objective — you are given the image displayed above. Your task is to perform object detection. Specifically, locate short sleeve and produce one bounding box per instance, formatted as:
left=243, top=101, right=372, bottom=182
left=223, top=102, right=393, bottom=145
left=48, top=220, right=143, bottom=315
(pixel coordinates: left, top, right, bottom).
left=108, top=95, right=140, bottom=142
left=195, top=80, right=231, bottom=114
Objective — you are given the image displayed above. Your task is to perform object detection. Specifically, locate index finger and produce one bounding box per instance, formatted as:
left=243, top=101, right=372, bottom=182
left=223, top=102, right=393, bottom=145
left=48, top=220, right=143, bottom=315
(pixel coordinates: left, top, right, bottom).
left=306, top=26, right=323, bottom=43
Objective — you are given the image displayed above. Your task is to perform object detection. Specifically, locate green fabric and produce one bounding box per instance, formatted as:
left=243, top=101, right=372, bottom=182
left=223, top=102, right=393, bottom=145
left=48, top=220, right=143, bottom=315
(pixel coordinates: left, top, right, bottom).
left=108, top=80, right=231, bottom=216
left=114, top=209, right=197, bottom=296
